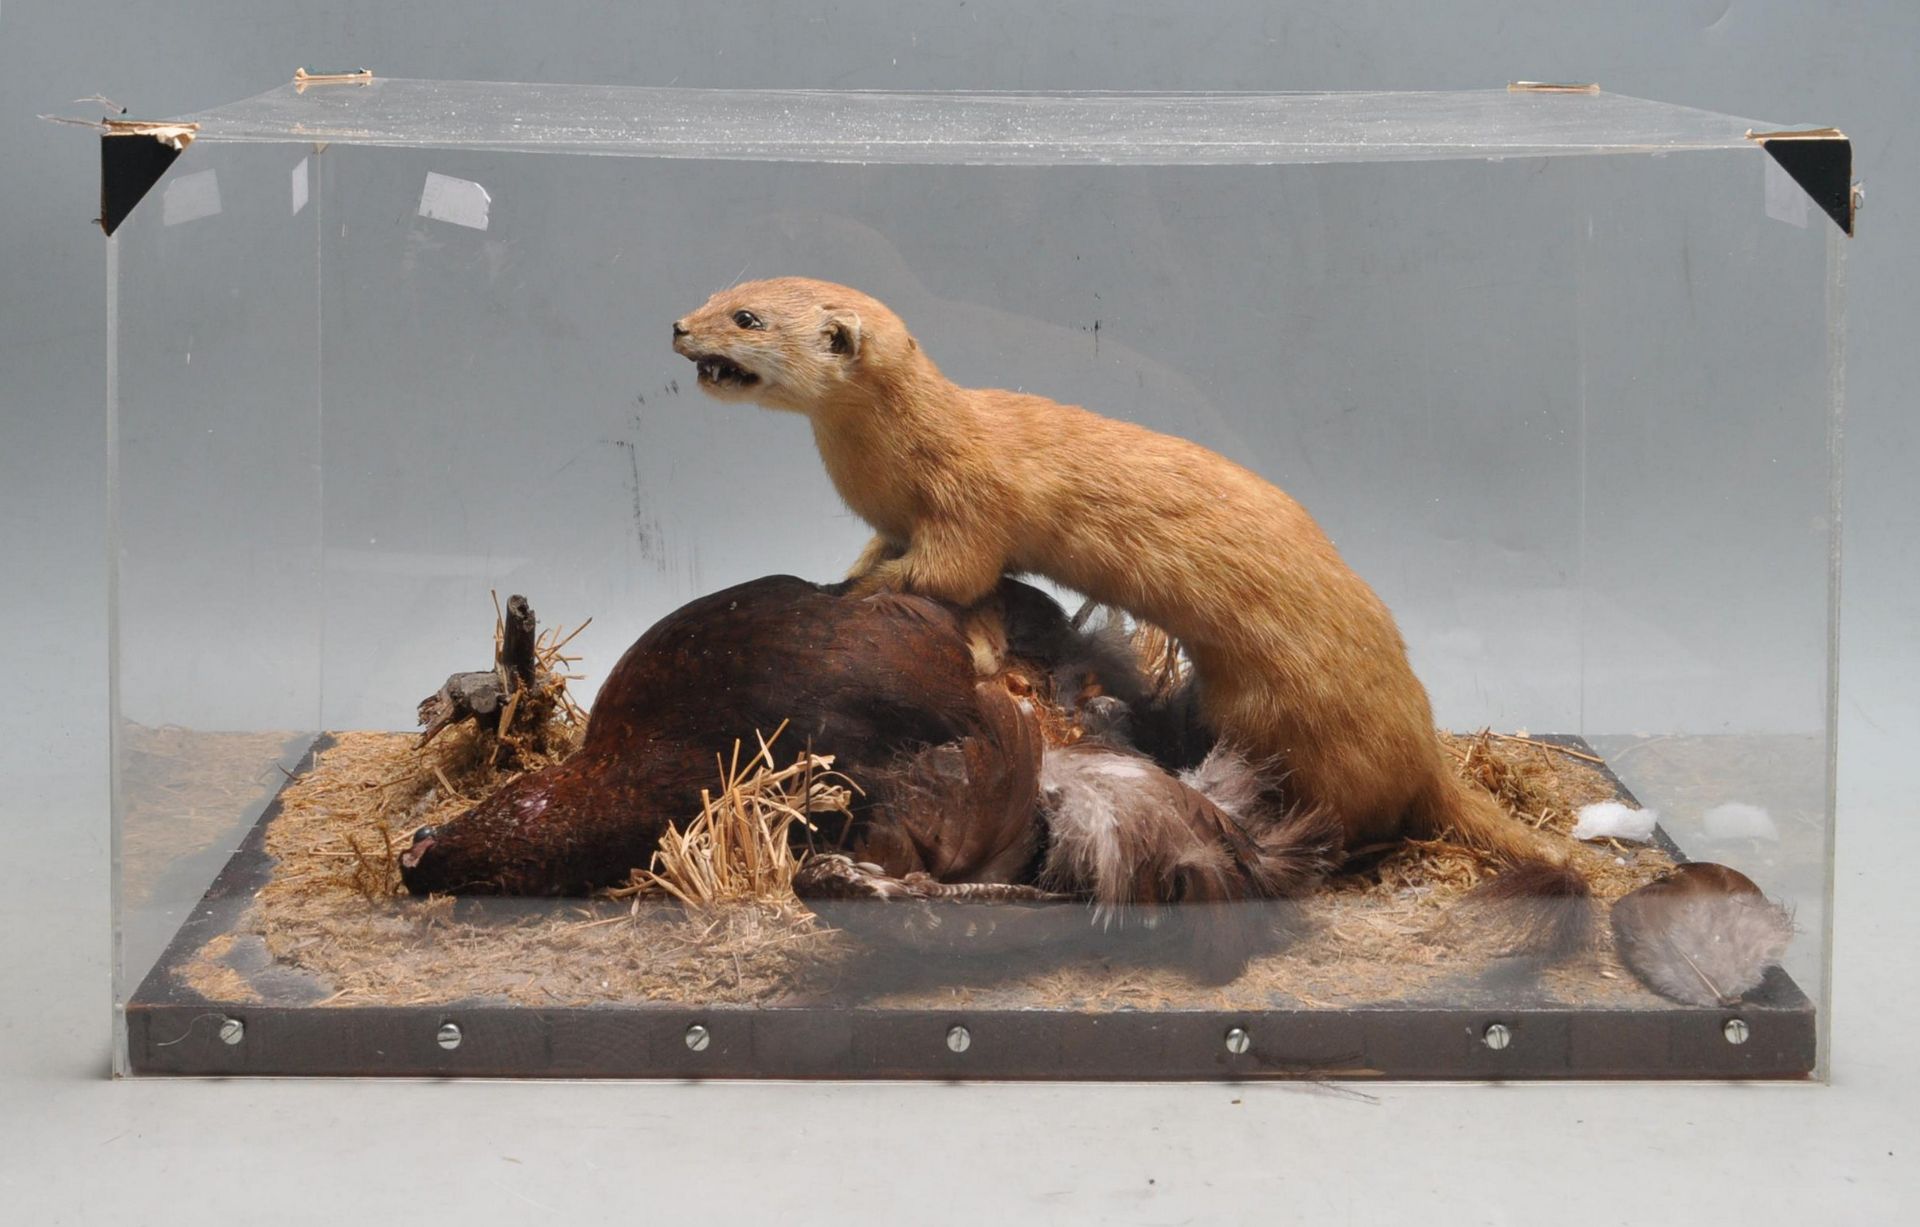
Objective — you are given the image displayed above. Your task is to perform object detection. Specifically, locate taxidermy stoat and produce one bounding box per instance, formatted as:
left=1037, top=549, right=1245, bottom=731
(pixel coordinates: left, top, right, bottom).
left=672, top=278, right=1570, bottom=886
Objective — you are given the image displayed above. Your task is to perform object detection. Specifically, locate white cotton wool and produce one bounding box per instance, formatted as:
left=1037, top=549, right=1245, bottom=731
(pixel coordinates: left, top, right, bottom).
left=1702, top=802, right=1779, bottom=842
left=1571, top=800, right=1657, bottom=843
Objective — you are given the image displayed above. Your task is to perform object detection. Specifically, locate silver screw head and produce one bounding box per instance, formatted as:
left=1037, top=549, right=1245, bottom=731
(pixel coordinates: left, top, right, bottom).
left=217, top=1017, right=244, bottom=1046
left=685, top=1023, right=711, bottom=1052
left=1724, top=1018, right=1751, bottom=1045
left=946, top=1025, right=972, bottom=1054
left=1482, top=1023, right=1512, bottom=1051
left=436, top=1022, right=462, bottom=1050
left=1224, top=1027, right=1252, bottom=1055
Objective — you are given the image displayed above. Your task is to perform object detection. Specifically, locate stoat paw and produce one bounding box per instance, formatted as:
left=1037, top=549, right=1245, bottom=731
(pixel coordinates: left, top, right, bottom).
left=792, top=853, right=921, bottom=901
left=845, top=536, right=906, bottom=583
left=846, top=558, right=910, bottom=599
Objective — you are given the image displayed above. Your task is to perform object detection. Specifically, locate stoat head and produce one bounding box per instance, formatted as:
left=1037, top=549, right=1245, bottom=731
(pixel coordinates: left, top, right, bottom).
left=671, top=277, right=914, bottom=414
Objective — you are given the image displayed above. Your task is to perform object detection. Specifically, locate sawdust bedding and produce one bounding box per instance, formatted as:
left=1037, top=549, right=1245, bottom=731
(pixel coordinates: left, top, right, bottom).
left=176, top=721, right=1683, bottom=1014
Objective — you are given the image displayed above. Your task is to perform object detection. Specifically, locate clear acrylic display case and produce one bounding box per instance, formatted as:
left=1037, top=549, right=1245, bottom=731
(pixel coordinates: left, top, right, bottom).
left=100, top=78, right=1850, bottom=1079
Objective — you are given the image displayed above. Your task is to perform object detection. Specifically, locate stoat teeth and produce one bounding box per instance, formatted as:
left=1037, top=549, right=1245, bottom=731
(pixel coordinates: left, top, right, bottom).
left=694, top=355, right=755, bottom=385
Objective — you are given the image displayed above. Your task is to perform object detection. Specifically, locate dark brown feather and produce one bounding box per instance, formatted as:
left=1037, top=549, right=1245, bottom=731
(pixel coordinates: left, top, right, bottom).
left=851, top=681, right=1044, bottom=883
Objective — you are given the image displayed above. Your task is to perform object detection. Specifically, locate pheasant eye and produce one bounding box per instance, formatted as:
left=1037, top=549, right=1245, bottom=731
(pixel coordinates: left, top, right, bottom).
left=732, top=310, right=763, bottom=329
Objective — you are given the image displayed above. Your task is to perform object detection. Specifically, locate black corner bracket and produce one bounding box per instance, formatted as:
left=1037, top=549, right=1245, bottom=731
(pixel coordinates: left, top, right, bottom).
left=99, top=129, right=190, bottom=236
left=1751, top=128, right=1855, bottom=236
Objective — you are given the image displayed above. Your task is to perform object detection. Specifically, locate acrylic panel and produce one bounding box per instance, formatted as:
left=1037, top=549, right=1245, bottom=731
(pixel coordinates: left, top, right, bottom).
left=105, top=85, right=1843, bottom=1079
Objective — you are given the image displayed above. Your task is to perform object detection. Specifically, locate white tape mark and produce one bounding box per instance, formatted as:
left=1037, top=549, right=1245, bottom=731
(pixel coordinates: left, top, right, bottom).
left=1764, top=156, right=1809, bottom=229
left=292, top=157, right=311, bottom=216
left=418, top=171, right=491, bottom=230
left=162, top=169, right=222, bottom=226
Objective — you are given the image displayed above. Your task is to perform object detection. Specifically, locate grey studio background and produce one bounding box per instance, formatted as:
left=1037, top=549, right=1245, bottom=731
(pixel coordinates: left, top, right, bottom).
left=2, top=3, right=1915, bottom=1224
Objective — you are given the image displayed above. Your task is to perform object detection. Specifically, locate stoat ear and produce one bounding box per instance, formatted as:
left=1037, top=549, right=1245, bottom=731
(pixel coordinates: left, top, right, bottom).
left=821, top=309, right=862, bottom=359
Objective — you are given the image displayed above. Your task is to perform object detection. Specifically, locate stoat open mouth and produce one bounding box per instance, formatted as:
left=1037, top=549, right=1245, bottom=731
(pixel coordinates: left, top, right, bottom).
left=691, top=354, right=760, bottom=388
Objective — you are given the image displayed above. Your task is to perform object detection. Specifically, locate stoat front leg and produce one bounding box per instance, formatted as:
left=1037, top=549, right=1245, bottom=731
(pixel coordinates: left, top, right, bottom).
left=847, top=519, right=1006, bottom=606
left=845, top=534, right=906, bottom=584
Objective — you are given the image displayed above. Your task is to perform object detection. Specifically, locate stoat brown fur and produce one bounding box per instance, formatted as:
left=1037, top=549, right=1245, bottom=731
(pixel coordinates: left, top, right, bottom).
left=672, top=277, right=1563, bottom=869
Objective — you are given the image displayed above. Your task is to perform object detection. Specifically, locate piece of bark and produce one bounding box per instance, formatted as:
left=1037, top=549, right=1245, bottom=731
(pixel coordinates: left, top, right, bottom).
left=417, top=670, right=509, bottom=746
left=501, top=595, right=538, bottom=691
left=416, top=594, right=541, bottom=747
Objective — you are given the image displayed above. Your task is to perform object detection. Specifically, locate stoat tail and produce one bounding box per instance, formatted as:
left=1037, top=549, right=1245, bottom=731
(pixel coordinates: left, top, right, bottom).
left=1411, top=768, right=1569, bottom=867
left=1457, top=856, right=1597, bottom=961
left=1414, top=772, right=1597, bottom=961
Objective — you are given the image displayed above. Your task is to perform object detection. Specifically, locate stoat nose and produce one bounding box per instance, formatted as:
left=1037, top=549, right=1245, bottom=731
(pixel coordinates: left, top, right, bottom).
left=672, top=320, right=689, bottom=338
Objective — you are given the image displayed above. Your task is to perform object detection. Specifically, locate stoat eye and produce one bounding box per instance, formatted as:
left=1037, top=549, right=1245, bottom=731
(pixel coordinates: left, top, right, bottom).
left=732, top=309, right=763, bottom=330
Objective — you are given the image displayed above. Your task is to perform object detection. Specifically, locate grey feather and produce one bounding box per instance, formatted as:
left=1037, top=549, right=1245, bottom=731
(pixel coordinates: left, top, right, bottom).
left=1036, top=743, right=1337, bottom=982
left=1611, top=863, right=1795, bottom=1006
left=1177, top=743, right=1268, bottom=824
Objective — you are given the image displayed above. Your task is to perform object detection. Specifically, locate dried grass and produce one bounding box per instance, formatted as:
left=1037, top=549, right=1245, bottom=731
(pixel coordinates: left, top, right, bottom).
left=485, top=599, right=591, bottom=763
left=171, top=728, right=854, bottom=1009
left=145, top=598, right=1744, bottom=1016
left=176, top=721, right=1687, bottom=1013
left=313, top=604, right=600, bottom=904
left=159, top=596, right=1682, bottom=1013
left=1444, top=728, right=1609, bottom=831
left=1128, top=620, right=1190, bottom=700
left=614, top=722, right=860, bottom=910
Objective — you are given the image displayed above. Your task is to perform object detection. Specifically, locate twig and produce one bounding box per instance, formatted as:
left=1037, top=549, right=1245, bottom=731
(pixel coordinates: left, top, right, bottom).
left=1484, top=732, right=1604, bottom=764
left=544, top=617, right=593, bottom=655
